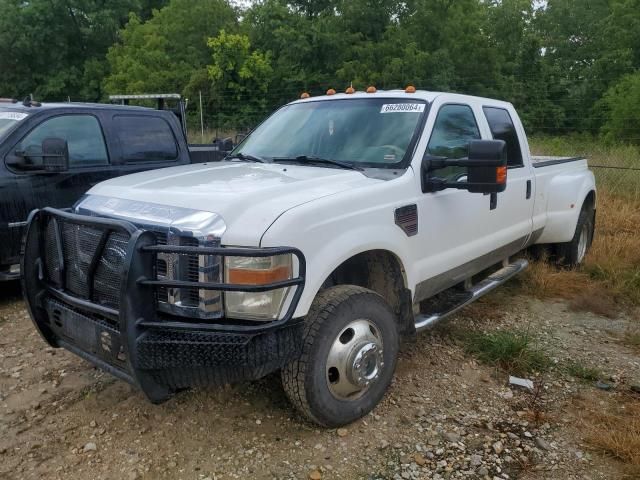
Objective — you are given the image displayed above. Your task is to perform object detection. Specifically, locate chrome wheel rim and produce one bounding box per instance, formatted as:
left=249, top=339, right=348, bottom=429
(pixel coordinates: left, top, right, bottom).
left=326, top=319, right=384, bottom=400
left=577, top=223, right=589, bottom=263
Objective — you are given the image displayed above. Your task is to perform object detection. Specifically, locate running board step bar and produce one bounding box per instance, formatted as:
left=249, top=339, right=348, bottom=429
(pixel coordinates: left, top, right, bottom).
left=414, top=258, right=529, bottom=332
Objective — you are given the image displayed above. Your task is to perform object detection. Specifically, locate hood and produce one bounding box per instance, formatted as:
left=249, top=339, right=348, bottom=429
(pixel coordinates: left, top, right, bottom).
left=88, top=161, right=379, bottom=245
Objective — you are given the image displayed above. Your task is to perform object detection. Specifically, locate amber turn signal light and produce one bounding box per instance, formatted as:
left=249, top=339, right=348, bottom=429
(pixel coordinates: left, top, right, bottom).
left=405, top=85, right=416, bottom=93
left=227, top=265, right=291, bottom=285
left=366, top=86, right=377, bottom=93
left=300, top=92, right=310, bottom=99
left=326, top=88, right=336, bottom=95
left=345, top=86, right=356, bottom=94
left=496, top=166, right=507, bottom=184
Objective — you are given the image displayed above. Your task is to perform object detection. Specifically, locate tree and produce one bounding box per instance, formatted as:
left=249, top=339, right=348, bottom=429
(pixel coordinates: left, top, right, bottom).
left=206, top=30, right=273, bottom=128
left=600, top=72, right=640, bottom=143
left=0, top=0, right=164, bottom=101
left=103, top=0, right=237, bottom=98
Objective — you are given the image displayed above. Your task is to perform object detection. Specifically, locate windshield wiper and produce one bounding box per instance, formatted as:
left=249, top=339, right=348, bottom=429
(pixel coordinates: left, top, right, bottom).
left=226, top=152, right=268, bottom=163
left=272, top=155, right=362, bottom=171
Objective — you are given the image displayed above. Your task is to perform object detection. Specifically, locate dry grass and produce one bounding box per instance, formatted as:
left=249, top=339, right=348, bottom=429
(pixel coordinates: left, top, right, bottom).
left=521, top=138, right=640, bottom=315
left=573, top=392, right=640, bottom=477
left=622, top=328, right=640, bottom=351
left=515, top=190, right=640, bottom=313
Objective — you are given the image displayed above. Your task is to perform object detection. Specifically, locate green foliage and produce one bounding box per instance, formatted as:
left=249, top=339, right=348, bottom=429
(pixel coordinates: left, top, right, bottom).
left=103, top=0, right=237, bottom=97
left=206, top=30, right=273, bottom=128
left=464, top=330, right=550, bottom=375
left=3, top=0, right=640, bottom=136
left=600, top=73, right=640, bottom=143
left=0, top=0, right=164, bottom=101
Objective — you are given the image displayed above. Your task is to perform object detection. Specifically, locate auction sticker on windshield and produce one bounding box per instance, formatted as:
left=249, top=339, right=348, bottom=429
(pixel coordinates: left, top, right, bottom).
left=0, top=112, right=29, bottom=121
left=380, top=103, right=425, bottom=114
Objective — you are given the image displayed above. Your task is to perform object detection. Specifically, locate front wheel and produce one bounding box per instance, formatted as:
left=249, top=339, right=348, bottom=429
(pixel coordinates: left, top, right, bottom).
left=281, top=285, right=399, bottom=427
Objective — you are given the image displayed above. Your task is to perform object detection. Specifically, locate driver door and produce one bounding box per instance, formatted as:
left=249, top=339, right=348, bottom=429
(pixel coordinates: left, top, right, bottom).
left=3, top=113, right=114, bottom=265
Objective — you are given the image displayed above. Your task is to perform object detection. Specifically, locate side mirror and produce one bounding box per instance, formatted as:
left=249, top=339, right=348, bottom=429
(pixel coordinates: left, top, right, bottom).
left=465, top=140, right=507, bottom=193
left=41, top=137, right=69, bottom=172
left=422, top=140, right=507, bottom=194
left=220, top=137, right=234, bottom=152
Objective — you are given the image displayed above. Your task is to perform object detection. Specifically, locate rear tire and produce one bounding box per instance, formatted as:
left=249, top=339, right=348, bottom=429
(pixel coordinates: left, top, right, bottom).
left=555, top=203, right=595, bottom=267
left=281, top=285, right=399, bottom=427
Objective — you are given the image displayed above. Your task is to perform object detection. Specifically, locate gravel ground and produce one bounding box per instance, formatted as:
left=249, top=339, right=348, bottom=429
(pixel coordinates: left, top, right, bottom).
left=1, top=281, right=637, bottom=480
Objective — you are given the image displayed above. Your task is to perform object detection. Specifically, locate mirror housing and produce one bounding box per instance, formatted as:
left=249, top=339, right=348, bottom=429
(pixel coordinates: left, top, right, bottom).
left=466, top=140, right=507, bottom=193
left=422, top=140, right=507, bottom=194
left=41, top=137, right=69, bottom=172
left=220, top=137, right=234, bottom=152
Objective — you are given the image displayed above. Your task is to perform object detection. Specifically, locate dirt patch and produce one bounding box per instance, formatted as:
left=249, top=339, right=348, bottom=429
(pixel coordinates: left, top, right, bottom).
left=1, top=282, right=637, bottom=479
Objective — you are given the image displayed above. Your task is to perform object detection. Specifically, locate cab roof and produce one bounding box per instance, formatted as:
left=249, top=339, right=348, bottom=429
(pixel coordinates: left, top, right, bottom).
left=0, top=101, right=153, bottom=113
left=290, top=89, right=513, bottom=108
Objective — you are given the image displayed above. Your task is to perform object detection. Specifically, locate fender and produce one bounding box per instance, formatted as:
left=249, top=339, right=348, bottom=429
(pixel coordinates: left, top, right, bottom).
left=262, top=220, right=415, bottom=318
left=536, top=168, right=596, bottom=244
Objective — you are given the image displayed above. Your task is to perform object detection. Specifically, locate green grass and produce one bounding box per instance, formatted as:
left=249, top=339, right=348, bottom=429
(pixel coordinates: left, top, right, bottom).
left=463, top=330, right=550, bottom=375
left=565, top=361, right=604, bottom=382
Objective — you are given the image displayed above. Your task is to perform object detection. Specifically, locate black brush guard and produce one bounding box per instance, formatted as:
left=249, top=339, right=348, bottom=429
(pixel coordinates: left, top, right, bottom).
left=21, top=207, right=306, bottom=403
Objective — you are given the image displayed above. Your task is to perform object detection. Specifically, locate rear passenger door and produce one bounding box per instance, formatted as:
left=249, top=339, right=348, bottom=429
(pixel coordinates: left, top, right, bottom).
left=481, top=106, right=534, bottom=245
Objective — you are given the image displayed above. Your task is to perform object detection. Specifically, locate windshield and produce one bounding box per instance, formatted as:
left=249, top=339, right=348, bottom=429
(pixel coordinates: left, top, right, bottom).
left=234, top=98, right=427, bottom=168
left=0, top=110, right=28, bottom=140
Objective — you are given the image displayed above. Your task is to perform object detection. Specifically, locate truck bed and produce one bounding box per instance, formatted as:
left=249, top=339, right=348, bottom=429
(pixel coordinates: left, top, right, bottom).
left=531, top=156, right=586, bottom=168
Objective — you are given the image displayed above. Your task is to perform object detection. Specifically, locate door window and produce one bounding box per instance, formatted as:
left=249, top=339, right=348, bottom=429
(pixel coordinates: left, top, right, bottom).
left=114, top=115, right=178, bottom=162
left=426, top=104, right=481, bottom=181
left=16, top=115, right=108, bottom=167
left=483, top=107, right=523, bottom=167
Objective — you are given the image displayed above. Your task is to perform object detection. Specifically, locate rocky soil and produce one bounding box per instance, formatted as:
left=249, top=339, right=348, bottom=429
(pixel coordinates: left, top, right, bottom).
left=1, top=281, right=638, bottom=480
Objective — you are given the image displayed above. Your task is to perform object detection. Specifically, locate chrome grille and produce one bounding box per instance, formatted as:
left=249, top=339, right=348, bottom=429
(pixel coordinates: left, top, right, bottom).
left=153, top=230, right=222, bottom=320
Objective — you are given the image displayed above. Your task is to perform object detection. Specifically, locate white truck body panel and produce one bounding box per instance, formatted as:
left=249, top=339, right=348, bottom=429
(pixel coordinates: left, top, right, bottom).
left=83, top=90, right=596, bottom=319
left=89, top=161, right=378, bottom=247
left=530, top=158, right=595, bottom=244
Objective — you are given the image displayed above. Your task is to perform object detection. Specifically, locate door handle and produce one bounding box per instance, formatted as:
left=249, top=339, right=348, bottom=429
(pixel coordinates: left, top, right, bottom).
left=526, top=180, right=532, bottom=199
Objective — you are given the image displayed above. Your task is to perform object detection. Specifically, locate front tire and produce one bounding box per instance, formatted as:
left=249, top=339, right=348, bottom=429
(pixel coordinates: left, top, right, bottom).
left=281, top=285, right=399, bottom=427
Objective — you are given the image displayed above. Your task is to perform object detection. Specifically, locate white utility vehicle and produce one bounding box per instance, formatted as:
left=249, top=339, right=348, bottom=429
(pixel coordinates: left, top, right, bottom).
left=22, top=88, right=596, bottom=426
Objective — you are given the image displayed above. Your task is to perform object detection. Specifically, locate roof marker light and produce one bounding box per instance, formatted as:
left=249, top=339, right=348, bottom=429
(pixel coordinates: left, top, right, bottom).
left=345, top=82, right=356, bottom=94
left=405, top=85, right=417, bottom=93
left=300, top=92, right=310, bottom=99
left=326, top=88, right=336, bottom=96
left=366, top=86, right=377, bottom=93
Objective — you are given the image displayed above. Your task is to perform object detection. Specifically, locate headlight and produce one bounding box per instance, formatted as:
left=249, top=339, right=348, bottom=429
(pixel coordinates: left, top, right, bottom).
left=224, top=254, right=293, bottom=321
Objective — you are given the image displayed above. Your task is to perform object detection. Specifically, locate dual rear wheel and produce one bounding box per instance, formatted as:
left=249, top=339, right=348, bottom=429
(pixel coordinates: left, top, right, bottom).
left=555, top=202, right=595, bottom=267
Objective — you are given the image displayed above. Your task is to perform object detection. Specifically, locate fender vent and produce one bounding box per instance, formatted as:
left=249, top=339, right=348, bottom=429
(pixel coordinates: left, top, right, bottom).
left=395, top=204, right=418, bottom=237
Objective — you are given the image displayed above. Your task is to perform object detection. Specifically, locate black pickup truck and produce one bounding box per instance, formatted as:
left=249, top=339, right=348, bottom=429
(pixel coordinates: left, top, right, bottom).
left=0, top=99, right=229, bottom=280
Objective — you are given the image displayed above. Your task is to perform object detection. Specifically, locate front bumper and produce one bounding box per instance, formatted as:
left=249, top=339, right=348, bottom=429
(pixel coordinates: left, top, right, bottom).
left=21, top=208, right=306, bottom=403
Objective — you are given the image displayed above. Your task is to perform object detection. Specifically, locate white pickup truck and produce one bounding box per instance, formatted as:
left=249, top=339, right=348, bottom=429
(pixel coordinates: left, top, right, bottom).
left=22, top=89, right=596, bottom=427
